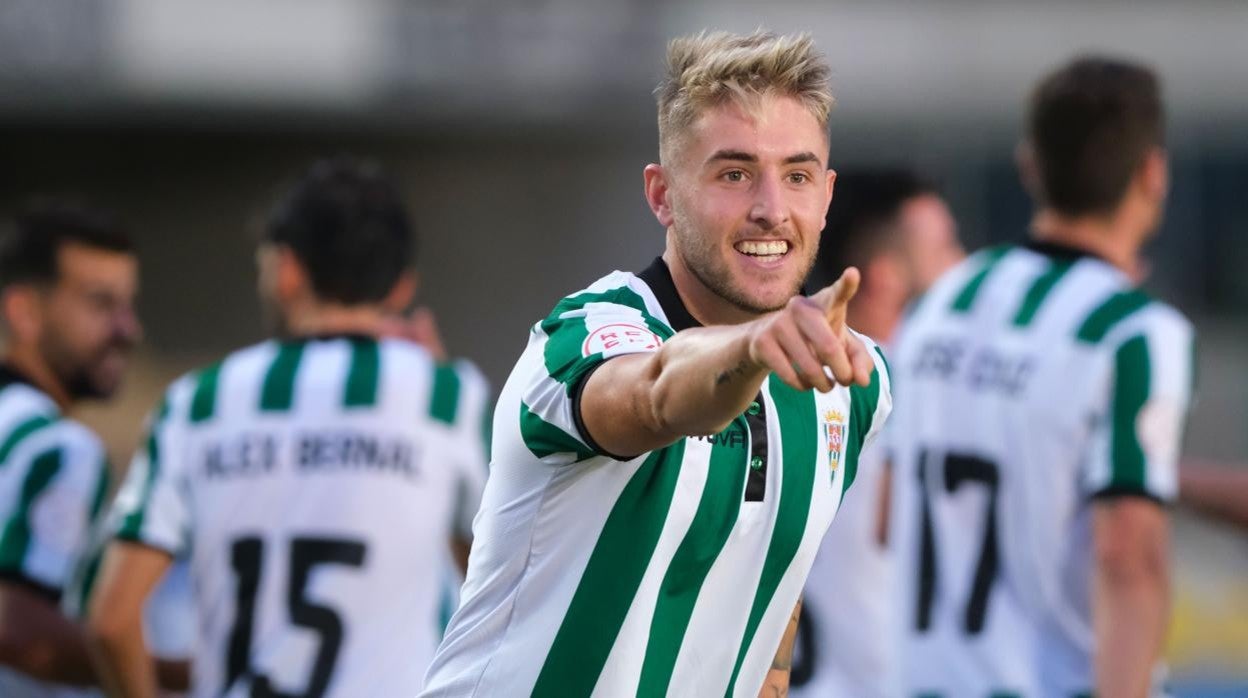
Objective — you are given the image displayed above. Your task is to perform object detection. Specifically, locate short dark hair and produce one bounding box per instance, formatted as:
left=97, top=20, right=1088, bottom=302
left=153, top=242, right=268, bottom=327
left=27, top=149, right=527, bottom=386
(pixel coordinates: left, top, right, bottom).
left=0, top=199, right=133, bottom=291
left=812, top=168, right=937, bottom=288
left=265, top=158, right=414, bottom=305
left=1027, top=56, right=1164, bottom=217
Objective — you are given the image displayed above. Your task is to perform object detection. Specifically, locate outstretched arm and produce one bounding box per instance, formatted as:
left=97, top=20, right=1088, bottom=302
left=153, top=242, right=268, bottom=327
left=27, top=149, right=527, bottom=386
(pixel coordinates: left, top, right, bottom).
left=581, top=269, right=873, bottom=458
left=1178, top=459, right=1248, bottom=530
left=0, top=582, right=96, bottom=685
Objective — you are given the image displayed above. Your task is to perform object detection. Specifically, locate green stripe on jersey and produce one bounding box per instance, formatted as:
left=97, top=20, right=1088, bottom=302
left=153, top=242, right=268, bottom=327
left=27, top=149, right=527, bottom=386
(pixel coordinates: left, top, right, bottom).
left=189, top=363, right=222, bottom=423
left=951, top=246, right=1010, bottom=313
left=638, top=418, right=749, bottom=695
left=260, top=342, right=305, bottom=412
left=532, top=442, right=687, bottom=697
left=519, top=403, right=595, bottom=462
left=1109, top=335, right=1151, bottom=491
left=89, top=458, right=110, bottom=520
left=540, top=286, right=674, bottom=392
left=1076, top=290, right=1151, bottom=343
left=429, top=364, right=461, bottom=425
left=842, top=363, right=883, bottom=500
left=343, top=338, right=381, bottom=408
left=725, top=380, right=817, bottom=696
left=1013, top=259, right=1075, bottom=327
left=116, top=403, right=168, bottom=541
left=0, top=414, right=55, bottom=465
left=0, top=448, right=62, bottom=573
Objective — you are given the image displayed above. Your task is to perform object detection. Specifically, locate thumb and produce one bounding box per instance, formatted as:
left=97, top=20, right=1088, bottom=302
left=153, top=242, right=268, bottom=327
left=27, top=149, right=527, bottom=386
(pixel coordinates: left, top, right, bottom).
left=811, top=267, right=861, bottom=320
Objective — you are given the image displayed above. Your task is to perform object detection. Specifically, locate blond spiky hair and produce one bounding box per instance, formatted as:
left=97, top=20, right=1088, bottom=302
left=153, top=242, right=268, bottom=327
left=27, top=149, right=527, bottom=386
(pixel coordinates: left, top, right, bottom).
left=655, top=30, right=833, bottom=163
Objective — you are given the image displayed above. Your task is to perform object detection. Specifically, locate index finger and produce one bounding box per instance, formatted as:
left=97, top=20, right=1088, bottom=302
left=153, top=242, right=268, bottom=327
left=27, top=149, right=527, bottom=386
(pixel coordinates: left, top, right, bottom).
left=811, top=267, right=861, bottom=318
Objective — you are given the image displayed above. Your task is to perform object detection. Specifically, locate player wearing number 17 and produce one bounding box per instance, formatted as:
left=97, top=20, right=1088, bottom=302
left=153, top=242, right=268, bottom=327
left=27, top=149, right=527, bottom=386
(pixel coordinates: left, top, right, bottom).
left=889, top=58, right=1192, bottom=697
left=422, top=31, right=891, bottom=697
left=85, top=160, right=491, bottom=697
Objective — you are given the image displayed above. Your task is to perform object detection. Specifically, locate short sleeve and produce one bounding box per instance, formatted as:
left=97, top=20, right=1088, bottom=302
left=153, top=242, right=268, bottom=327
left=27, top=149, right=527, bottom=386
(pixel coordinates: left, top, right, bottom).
left=111, top=395, right=191, bottom=555
left=449, top=360, right=492, bottom=540
left=1082, top=312, right=1194, bottom=503
left=0, top=422, right=107, bottom=600
left=519, top=285, right=674, bottom=464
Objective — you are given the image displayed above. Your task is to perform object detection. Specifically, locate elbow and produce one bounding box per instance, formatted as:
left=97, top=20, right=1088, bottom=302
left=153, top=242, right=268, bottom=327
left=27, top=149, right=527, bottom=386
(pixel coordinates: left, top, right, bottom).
left=84, top=603, right=132, bottom=657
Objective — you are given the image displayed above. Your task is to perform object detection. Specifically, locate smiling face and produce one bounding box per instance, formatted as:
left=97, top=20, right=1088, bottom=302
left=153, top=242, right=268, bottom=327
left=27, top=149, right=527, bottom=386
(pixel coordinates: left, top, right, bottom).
left=649, top=94, right=835, bottom=320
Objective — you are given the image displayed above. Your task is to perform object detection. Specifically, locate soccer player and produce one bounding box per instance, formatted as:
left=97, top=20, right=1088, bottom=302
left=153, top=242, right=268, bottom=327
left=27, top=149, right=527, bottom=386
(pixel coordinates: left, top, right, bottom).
left=0, top=202, right=140, bottom=696
left=889, top=57, right=1190, bottom=697
left=422, top=31, right=892, bottom=697
left=791, top=170, right=963, bottom=697
left=85, top=159, right=490, bottom=697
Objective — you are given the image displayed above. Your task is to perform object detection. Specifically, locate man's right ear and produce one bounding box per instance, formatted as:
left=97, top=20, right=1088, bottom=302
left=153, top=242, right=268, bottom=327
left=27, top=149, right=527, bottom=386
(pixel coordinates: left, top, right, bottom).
left=644, top=164, right=675, bottom=228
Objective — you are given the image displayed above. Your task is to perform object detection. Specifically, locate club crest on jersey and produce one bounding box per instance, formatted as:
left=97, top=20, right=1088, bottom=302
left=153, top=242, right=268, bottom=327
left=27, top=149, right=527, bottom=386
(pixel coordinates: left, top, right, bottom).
left=582, top=323, right=662, bottom=357
left=823, top=410, right=845, bottom=478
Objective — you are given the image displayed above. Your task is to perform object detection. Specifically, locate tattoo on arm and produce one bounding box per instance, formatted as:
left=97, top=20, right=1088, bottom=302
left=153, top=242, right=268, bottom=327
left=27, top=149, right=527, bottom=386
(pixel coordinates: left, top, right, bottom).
left=716, top=359, right=753, bottom=386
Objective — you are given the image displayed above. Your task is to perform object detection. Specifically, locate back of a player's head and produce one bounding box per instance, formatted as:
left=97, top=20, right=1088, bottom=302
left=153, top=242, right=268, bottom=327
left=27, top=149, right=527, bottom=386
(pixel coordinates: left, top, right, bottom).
left=655, top=30, right=833, bottom=165
left=812, top=169, right=936, bottom=288
left=265, top=158, right=414, bottom=306
left=1027, top=56, right=1164, bottom=217
left=0, top=199, right=133, bottom=293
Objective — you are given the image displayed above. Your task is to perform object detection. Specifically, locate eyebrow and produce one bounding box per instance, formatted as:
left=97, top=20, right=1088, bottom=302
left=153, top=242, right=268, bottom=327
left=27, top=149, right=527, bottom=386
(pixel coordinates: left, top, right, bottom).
left=706, top=149, right=824, bottom=167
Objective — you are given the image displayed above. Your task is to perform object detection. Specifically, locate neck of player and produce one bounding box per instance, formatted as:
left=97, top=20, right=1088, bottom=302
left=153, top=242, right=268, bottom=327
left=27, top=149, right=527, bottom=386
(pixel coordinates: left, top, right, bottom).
left=661, top=248, right=763, bottom=326
left=1030, top=208, right=1146, bottom=279
left=283, top=302, right=389, bottom=339
left=2, top=346, right=74, bottom=411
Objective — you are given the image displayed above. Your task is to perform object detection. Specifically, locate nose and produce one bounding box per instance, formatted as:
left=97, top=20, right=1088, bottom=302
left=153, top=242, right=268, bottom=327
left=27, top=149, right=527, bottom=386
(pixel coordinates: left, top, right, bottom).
left=114, top=305, right=143, bottom=345
left=748, top=174, right=789, bottom=231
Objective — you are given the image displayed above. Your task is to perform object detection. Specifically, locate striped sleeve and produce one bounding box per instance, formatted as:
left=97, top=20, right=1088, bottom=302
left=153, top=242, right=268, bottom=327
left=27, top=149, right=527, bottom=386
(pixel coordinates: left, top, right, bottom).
left=111, top=378, right=194, bottom=555
left=1082, top=305, right=1194, bottom=502
left=519, top=283, right=674, bottom=464
left=841, top=331, right=894, bottom=496
left=0, top=421, right=107, bottom=599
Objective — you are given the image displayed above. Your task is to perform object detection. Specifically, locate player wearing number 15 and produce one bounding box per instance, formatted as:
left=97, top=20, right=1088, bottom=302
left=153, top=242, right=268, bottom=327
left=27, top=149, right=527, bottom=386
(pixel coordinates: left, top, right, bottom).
left=85, top=160, right=491, bottom=698
left=889, top=58, right=1192, bottom=697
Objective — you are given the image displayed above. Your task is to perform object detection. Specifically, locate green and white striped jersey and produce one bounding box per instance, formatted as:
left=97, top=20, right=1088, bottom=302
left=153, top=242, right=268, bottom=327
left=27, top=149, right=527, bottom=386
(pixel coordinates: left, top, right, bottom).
left=0, top=366, right=110, bottom=698
left=888, top=242, right=1194, bottom=698
left=107, top=336, right=490, bottom=698
left=422, top=258, right=892, bottom=698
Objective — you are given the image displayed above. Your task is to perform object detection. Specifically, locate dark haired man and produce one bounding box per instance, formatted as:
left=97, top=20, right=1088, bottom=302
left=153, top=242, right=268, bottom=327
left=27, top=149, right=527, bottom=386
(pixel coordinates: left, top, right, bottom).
left=86, top=160, right=490, bottom=698
left=791, top=169, right=963, bottom=698
left=889, top=57, right=1189, bottom=697
left=0, top=202, right=139, bottom=696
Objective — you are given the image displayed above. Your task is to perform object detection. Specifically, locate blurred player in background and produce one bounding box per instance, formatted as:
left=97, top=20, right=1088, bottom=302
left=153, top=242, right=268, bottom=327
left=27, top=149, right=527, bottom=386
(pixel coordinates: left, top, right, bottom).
left=890, top=57, right=1190, bottom=697
left=0, top=202, right=138, bottom=696
left=790, top=169, right=963, bottom=697
left=85, top=159, right=490, bottom=697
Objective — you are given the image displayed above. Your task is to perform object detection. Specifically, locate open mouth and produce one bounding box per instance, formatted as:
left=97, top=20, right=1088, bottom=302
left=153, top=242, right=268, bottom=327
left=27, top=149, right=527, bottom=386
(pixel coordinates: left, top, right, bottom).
left=734, top=239, right=790, bottom=263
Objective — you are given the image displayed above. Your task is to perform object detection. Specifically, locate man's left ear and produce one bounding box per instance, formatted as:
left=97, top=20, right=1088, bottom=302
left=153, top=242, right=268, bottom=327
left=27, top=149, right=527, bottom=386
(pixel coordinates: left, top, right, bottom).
left=824, top=169, right=838, bottom=212
left=384, top=271, right=418, bottom=313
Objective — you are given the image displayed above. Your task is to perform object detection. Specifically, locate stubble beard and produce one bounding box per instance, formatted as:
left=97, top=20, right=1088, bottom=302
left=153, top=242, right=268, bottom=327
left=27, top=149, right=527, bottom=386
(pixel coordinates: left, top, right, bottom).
left=670, top=210, right=810, bottom=316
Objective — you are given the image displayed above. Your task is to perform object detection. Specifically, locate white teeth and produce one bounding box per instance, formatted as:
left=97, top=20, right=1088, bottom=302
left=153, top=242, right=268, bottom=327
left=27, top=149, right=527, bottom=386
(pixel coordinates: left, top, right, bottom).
left=735, top=240, right=789, bottom=256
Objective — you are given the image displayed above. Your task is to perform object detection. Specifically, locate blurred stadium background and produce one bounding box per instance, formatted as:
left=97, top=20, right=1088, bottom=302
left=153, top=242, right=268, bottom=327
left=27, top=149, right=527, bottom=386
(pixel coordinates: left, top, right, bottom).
left=1, top=1, right=1244, bottom=694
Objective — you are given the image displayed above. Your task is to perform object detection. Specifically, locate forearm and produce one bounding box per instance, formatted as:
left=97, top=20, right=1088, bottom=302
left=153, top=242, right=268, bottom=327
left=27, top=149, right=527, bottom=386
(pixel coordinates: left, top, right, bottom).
left=86, top=618, right=159, bottom=698
left=1094, top=565, right=1169, bottom=698
left=758, top=599, right=801, bottom=698
left=0, top=584, right=96, bottom=685
left=584, top=324, right=768, bottom=456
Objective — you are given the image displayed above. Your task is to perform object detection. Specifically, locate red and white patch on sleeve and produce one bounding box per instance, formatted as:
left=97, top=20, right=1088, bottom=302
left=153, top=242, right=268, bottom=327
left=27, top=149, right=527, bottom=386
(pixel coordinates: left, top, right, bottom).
left=582, top=323, right=662, bottom=357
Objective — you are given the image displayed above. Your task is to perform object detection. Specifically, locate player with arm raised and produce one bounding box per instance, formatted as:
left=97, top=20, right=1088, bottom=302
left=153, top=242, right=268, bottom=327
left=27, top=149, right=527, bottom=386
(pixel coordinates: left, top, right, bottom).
left=85, top=159, right=490, bottom=698
left=890, top=57, right=1189, bottom=698
left=421, top=30, right=891, bottom=698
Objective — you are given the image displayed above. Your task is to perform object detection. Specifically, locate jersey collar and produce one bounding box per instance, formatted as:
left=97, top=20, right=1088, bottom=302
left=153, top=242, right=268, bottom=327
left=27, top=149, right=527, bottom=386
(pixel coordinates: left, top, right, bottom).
left=1023, top=239, right=1108, bottom=264
left=0, top=363, right=38, bottom=393
left=637, top=257, right=701, bottom=332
